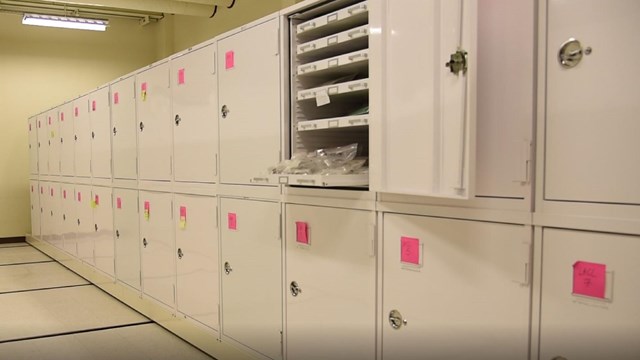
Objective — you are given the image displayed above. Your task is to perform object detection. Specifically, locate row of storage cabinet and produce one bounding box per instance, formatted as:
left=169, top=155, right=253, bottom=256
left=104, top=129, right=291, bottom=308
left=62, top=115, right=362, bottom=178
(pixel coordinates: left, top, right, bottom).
left=29, top=179, right=640, bottom=359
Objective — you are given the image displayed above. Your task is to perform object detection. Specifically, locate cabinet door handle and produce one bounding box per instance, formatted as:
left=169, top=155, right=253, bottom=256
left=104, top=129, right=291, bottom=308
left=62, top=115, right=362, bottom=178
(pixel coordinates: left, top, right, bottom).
left=143, top=238, right=148, bottom=248
left=174, top=114, right=181, bottom=126
left=116, top=230, right=120, bottom=239
left=389, top=309, right=407, bottom=330
left=139, top=122, right=144, bottom=131
left=290, top=281, right=302, bottom=297
left=221, top=105, right=229, bottom=119
left=177, top=248, right=183, bottom=259
left=224, top=261, right=232, bottom=275
left=113, top=127, right=117, bottom=136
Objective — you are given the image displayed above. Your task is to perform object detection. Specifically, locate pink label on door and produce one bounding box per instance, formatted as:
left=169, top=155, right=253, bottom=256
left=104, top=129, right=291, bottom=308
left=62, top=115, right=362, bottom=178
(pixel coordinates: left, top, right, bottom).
left=48, top=117, right=51, bottom=125
left=63, top=190, right=67, bottom=199
left=180, top=206, right=187, bottom=218
left=573, top=261, right=606, bottom=299
left=400, top=236, right=420, bottom=265
left=116, top=197, right=122, bottom=209
left=144, top=201, right=150, bottom=219
left=38, top=120, right=41, bottom=128
left=50, top=188, right=53, bottom=196
left=74, top=107, right=79, bottom=117
left=228, top=212, right=237, bottom=230
left=296, top=221, right=309, bottom=244
left=225, top=51, right=235, bottom=69
left=92, top=100, right=96, bottom=111
left=178, top=68, right=185, bottom=85
left=94, top=194, right=99, bottom=205
left=77, top=192, right=81, bottom=202
left=113, top=92, right=119, bottom=104
left=141, top=82, right=147, bottom=91
left=61, top=112, right=64, bottom=121
left=40, top=187, right=43, bottom=194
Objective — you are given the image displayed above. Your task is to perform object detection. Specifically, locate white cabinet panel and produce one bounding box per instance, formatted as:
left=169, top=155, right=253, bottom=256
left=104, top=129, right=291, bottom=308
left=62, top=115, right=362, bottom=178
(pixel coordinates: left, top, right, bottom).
left=59, top=103, right=75, bottom=176
left=60, top=183, right=77, bottom=257
left=371, top=0, right=476, bottom=199
left=36, top=114, right=48, bottom=175
left=540, top=229, right=640, bottom=360
left=111, top=77, right=138, bottom=180
left=89, top=87, right=112, bottom=179
left=139, top=191, right=175, bottom=307
left=39, top=183, right=50, bottom=241
left=221, top=198, right=281, bottom=359
left=218, top=18, right=281, bottom=186
left=29, top=180, right=40, bottom=238
left=28, top=117, right=39, bottom=175
left=75, top=184, right=94, bottom=266
left=285, top=205, right=375, bottom=360
left=382, top=214, right=531, bottom=359
left=172, top=45, right=218, bottom=183
left=74, top=96, right=92, bottom=178
left=46, top=109, right=61, bottom=176
left=114, top=188, right=141, bottom=290
left=137, top=63, right=172, bottom=181
left=545, top=0, right=640, bottom=205
left=174, top=194, right=219, bottom=330
left=93, top=186, right=114, bottom=277
left=47, top=183, right=63, bottom=249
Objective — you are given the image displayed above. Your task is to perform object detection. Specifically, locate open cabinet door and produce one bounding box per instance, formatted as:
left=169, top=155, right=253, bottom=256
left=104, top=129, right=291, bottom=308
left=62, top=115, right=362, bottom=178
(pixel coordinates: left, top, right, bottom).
left=370, top=0, right=476, bottom=199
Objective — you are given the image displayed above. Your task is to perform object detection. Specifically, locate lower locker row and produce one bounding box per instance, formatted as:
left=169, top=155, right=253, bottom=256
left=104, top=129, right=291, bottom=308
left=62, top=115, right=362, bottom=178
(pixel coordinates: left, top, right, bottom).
left=28, top=180, right=640, bottom=359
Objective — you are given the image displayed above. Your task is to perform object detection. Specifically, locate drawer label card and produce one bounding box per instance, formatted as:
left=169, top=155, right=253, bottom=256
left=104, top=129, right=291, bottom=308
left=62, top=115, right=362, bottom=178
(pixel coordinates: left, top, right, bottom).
left=316, top=89, right=330, bottom=107
left=178, top=68, right=185, bottom=85
left=228, top=212, right=237, bottom=230
left=296, top=221, right=309, bottom=245
left=179, top=206, right=187, bottom=229
left=400, top=236, right=420, bottom=265
left=226, top=51, right=235, bottom=70
left=573, top=261, right=606, bottom=299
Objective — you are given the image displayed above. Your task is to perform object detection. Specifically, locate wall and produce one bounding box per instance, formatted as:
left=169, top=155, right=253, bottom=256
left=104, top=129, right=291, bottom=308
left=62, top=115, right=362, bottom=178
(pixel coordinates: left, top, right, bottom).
left=0, top=13, right=159, bottom=237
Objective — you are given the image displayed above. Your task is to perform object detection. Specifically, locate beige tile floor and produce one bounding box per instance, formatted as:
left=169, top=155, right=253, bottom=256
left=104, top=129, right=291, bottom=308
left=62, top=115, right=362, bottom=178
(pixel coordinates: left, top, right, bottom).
left=0, top=242, right=215, bottom=360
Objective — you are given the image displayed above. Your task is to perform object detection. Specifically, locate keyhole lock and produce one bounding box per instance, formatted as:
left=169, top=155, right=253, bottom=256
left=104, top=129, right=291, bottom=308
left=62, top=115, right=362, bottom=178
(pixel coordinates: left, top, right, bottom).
left=175, top=114, right=181, bottom=126
left=221, top=105, right=230, bottom=119
left=139, top=122, right=144, bottom=131
left=224, top=261, right=233, bottom=275
left=177, top=248, right=184, bottom=259
left=113, top=127, right=117, bottom=136
left=558, top=38, right=591, bottom=69
left=445, top=49, right=468, bottom=75
left=389, top=309, right=408, bottom=330
left=143, top=238, right=148, bottom=248
left=290, top=281, right=302, bottom=297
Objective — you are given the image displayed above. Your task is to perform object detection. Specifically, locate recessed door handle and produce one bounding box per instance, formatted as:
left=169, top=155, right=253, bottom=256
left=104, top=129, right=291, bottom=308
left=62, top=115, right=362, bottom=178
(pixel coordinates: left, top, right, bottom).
left=113, top=127, right=117, bottom=136
left=221, top=105, right=229, bottom=119
left=139, top=122, right=144, bottom=131
left=389, top=309, right=407, bottom=330
left=116, top=230, right=120, bottom=239
left=174, top=114, right=181, bottom=126
left=224, top=261, right=232, bottom=275
left=290, top=281, right=302, bottom=297
left=143, top=238, right=148, bottom=248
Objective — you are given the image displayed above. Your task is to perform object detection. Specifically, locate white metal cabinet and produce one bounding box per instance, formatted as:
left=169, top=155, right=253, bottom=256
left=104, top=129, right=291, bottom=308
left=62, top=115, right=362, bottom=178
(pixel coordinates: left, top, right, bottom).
left=172, top=44, right=218, bottom=183
left=36, top=114, right=48, bottom=175
left=174, top=194, right=219, bottom=330
left=75, top=184, right=94, bottom=265
left=285, top=204, right=375, bottom=360
left=218, top=18, right=281, bottom=186
left=111, top=76, right=138, bottom=180
left=539, top=229, right=640, bottom=360
left=89, top=87, right=112, bottom=179
left=545, top=0, right=640, bottom=205
left=139, top=191, right=175, bottom=307
left=29, top=180, right=40, bottom=238
left=58, top=103, right=75, bottom=176
left=28, top=117, right=39, bottom=175
left=59, top=183, right=77, bottom=257
left=93, top=186, right=114, bottom=277
left=39, top=183, right=49, bottom=241
left=114, top=188, right=141, bottom=290
left=370, top=0, right=477, bottom=199
left=137, top=63, right=172, bottom=181
left=382, top=213, right=531, bottom=359
left=74, top=96, right=92, bottom=178
left=46, top=109, right=61, bottom=176
left=221, top=198, right=281, bottom=359
left=47, top=183, right=63, bottom=249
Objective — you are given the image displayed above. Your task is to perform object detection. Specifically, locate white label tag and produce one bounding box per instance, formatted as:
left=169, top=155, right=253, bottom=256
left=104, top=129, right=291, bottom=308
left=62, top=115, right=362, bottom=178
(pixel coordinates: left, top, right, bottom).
left=316, top=90, right=330, bottom=107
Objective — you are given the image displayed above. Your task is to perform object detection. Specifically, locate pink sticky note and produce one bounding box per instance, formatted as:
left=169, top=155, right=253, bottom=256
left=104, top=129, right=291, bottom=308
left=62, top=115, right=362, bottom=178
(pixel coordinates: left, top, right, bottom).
left=141, top=82, right=147, bottom=91
left=228, top=212, right=237, bottom=230
left=60, top=112, right=64, bottom=122
left=92, top=100, right=96, bottom=111
left=74, top=107, right=79, bottom=117
left=63, top=190, right=67, bottom=199
left=573, top=261, right=606, bottom=299
left=144, top=201, right=150, bottom=215
left=178, top=68, right=185, bottom=85
left=94, top=194, right=99, bottom=205
left=77, top=192, right=81, bottom=202
left=400, top=236, right=420, bottom=265
left=50, top=188, right=53, bottom=197
left=296, top=221, right=309, bottom=245
left=180, top=206, right=187, bottom=218
left=116, top=197, right=122, bottom=209
left=225, top=50, right=235, bottom=70
left=38, top=120, right=41, bottom=128
left=48, top=116, right=52, bottom=125
left=113, top=92, right=119, bottom=104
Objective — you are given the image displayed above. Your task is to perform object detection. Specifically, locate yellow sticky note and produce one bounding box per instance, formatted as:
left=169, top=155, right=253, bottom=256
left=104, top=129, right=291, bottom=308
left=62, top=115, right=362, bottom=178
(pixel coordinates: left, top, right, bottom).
left=144, top=209, right=150, bottom=220
left=179, top=218, right=186, bottom=230
left=90, top=200, right=97, bottom=209
left=50, top=131, right=55, bottom=138
left=141, top=90, right=147, bottom=101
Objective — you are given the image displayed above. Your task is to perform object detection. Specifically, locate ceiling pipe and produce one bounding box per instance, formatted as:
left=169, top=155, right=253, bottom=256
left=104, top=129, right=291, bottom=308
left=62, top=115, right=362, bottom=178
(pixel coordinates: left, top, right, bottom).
left=42, top=0, right=217, bottom=17
left=0, top=0, right=164, bottom=20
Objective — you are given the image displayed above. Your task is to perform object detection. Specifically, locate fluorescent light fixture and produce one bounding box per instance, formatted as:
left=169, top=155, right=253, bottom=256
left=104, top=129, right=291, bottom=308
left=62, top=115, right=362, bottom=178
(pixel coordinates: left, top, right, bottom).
left=22, top=13, right=108, bottom=31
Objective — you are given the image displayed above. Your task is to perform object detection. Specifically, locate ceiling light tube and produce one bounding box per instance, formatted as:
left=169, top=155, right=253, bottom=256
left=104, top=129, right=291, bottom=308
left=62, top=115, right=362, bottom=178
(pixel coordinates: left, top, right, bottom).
left=22, top=13, right=108, bottom=31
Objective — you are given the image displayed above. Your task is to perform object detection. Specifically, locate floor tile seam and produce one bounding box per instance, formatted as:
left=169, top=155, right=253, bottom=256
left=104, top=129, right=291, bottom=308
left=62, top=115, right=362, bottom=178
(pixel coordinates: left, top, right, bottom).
left=0, top=320, right=154, bottom=344
left=0, top=260, right=55, bottom=267
left=0, top=283, right=92, bottom=296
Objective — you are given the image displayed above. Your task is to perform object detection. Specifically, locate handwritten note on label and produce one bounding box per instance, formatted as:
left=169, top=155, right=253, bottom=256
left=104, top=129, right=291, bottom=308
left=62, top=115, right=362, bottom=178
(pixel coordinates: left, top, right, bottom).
left=573, top=261, right=606, bottom=299
left=144, top=201, right=150, bottom=220
left=116, top=197, right=122, bottom=209
left=179, top=206, right=187, bottom=229
left=400, top=236, right=420, bottom=265
left=178, top=68, right=185, bottom=85
left=228, top=212, right=237, bottom=230
left=296, top=221, right=309, bottom=245
left=225, top=51, right=235, bottom=70
left=114, top=92, right=119, bottom=105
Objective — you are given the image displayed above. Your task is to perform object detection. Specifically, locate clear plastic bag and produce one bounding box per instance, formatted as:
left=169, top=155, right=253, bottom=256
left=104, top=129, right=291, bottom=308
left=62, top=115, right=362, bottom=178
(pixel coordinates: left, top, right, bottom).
left=268, top=144, right=367, bottom=176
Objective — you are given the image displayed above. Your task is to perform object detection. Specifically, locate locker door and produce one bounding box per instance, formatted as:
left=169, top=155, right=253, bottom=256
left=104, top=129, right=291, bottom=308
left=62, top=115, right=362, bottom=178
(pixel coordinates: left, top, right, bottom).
left=29, top=180, right=40, bottom=238
left=218, top=18, right=280, bottom=186
left=48, top=183, right=63, bottom=249
left=545, top=0, right=640, bottom=205
left=172, top=44, right=218, bottom=183
left=111, top=77, right=137, bottom=180
left=174, top=194, right=219, bottom=330
left=75, top=185, right=94, bottom=265
left=285, top=205, right=375, bottom=360
left=28, top=117, right=39, bottom=175
left=60, top=183, right=77, bottom=257
left=540, top=229, right=640, bottom=360
left=74, top=96, right=92, bottom=178
left=221, top=198, right=281, bottom=359
left=39, top=183, right=50, bottom=241
left=137, top=63, right=172, bottom=181
left=139, top=191, right=175, bottom=307
left=382, top=214, right=531, bottom=359
left=93, top=186, right=114, bottom=277
left=114, top=188, right=140, bottom=290
left=37, top=114, right=48, bottom=175
left=59, top=103, right=75, bottom=176
left=89, top=88, right=112, bottom=179
left=371, top=0, right=476, bottom=199
left=46, top=109, right=61, bottom=176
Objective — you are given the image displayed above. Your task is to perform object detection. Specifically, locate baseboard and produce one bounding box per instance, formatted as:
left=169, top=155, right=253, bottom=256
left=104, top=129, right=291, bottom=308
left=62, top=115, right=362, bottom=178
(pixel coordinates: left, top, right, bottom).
left=0, top=236, right=26, bottom=244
